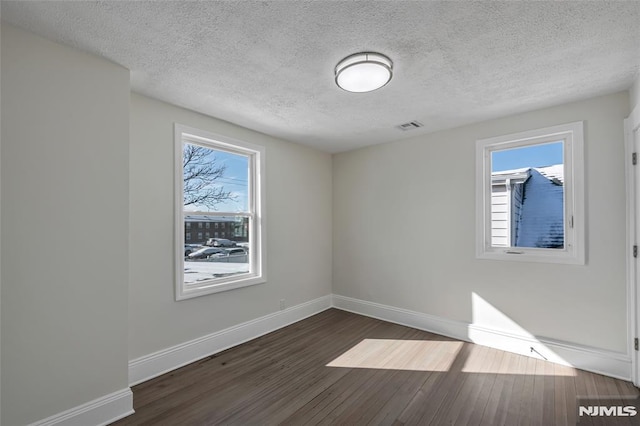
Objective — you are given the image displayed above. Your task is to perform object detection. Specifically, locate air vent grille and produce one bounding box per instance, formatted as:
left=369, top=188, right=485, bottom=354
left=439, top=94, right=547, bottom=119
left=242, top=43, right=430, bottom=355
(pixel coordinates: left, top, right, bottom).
left=397, top=121, right=424, bottom=131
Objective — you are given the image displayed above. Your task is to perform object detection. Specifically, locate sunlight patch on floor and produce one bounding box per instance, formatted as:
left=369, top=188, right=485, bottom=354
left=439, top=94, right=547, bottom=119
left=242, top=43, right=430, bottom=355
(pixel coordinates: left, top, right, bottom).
left=460, top=344, right=576, bottom=376
left=469, top=292, right=575, bottom=375
left=327, top=339, right=463, bottom=372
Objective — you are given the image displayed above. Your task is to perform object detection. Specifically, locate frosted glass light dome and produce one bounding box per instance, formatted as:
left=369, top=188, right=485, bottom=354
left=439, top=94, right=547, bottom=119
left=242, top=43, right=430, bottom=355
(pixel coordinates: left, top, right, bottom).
left=335, top=52, right=393, bottom=93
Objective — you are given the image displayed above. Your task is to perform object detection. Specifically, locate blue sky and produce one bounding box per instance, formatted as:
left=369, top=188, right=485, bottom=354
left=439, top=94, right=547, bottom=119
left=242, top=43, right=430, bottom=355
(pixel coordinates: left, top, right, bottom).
left=184, top=145, right=249, bottom=213
left=491, top=141, right=563, bottom=172
left=212, top=150, right=249, bottom=212
left=190, top=140, right=563, bottom=210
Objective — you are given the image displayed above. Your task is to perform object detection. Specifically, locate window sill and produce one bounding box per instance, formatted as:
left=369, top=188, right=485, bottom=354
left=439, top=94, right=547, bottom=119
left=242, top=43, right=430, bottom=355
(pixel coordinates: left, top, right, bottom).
left=477, top=248, right=585, bottom=265
left=177, top=275, right=266, bottom=301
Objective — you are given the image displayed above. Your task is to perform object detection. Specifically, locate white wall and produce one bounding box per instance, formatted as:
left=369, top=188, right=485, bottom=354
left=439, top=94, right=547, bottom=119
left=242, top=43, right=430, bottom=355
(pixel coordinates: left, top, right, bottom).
left=129, top=94, right=332, bottom=359
left=1, top=25, right=131, bottom=425
left=333, top=92, right=630, bottom=353
left=630, top=72, right=640, bottom=111
left=0, top=19, right=632, bottom=425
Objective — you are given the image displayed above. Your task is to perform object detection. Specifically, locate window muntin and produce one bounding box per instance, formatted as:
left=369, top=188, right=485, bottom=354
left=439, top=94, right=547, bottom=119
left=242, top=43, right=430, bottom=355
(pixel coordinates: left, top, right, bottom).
left=476, top=121, right=585, bottom=264
left=175, top=124, right=265, bottom=300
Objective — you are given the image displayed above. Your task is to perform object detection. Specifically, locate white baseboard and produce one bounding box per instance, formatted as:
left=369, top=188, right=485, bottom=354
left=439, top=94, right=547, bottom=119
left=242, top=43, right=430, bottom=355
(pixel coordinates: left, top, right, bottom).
left=129, top=294, right=332, bottom=386
left=28, top=388, right=133, bottom=426
left=332, top=294, right=470, bottom=341
left=332, top=294, right=632, bottom=381
left=28, top=293, right=630, bottom=426
left=468, top=324, right=632, bottom=380
left=128, top=292, right=631, bottom=389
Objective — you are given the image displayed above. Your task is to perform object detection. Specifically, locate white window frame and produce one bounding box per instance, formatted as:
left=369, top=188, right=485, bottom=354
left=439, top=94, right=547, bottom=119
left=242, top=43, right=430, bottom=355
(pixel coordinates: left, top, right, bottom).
left=475, top=121, right=585, bottom=264
left=175, top=124, right=266, bottom=300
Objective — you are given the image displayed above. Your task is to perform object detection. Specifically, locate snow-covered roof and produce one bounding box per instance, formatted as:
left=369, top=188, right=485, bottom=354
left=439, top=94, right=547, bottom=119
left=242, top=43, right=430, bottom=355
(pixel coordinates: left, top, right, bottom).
left=491, top=167, right=530, bottom=184
left=534, top=164, right=564, bottom=185
left=492, top=164, right=563, bottom=185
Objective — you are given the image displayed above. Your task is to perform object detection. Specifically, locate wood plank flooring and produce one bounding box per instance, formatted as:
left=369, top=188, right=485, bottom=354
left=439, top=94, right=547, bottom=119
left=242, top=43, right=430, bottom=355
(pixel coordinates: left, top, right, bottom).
left=113, top=309, right=639, bottom=425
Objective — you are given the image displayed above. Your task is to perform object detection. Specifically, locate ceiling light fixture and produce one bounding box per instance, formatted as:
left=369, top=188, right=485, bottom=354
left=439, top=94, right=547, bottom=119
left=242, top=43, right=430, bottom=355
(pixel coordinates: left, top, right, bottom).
left=335, top=52, right=393, bottom=93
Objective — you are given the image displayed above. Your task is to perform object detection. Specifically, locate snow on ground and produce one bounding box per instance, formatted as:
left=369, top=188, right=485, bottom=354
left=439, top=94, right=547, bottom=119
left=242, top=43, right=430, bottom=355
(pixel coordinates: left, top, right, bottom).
left=184, top=261, right=249, bottom=284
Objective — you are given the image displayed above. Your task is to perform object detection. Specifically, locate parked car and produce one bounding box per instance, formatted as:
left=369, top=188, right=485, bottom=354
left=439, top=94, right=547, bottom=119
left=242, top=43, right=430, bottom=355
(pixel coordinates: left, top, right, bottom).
left=184, top=245, right=196, bottom=256
left=208, top=247, right=248, bottom=263
left=205, top=238, right=236, bottom=247
left=187, top=247, right=224, bottom=259
left=184, top=244, right=204, bottom=256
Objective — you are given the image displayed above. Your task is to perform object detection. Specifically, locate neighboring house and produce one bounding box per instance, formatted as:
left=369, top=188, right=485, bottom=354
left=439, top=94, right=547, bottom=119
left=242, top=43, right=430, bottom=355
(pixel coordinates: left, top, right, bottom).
left=491, top=164, right=564, bottom=249
left=184, top=214, right=249, bottom=243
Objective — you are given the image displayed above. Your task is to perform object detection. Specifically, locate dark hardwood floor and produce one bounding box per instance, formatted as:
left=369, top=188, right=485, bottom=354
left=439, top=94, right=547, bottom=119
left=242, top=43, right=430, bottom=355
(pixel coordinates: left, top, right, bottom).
left=113, top=309, right=639, bottom=425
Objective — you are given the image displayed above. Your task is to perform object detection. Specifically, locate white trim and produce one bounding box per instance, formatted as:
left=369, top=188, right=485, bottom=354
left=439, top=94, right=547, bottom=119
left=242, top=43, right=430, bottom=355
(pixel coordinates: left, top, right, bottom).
left=475, top=121, right=585, bottom=264
left=332, top=294, right=632, bottom=381
left=28, top=388, right=133, bottom=426
left=174, top=123, right=267, bottom=301
left=129, top=295, right=332, bottom=385
left=332, top=294, right=469, bottom=339
left=626, top=109, right=640, bottom=386
left=128, top=293, right=632, bottom=389
left=467, top=325, right=631, bottom=380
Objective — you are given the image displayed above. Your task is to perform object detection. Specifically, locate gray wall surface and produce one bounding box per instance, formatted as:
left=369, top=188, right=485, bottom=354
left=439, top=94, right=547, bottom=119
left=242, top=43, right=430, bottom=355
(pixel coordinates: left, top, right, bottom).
left=1, top=25, right=131, bottom=425
left=0, top=21, right=637, bottom=426
left=128, top=93, right=333, bottom=359
left=631, top=73, right=639, bottom=111
left=333, top=92, right=630, bottom=353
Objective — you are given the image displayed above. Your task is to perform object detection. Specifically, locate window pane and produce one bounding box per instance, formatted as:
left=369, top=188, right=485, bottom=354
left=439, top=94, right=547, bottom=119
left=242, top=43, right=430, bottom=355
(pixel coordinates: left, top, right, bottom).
left=490, top=141, right=564, bottom=249
left=182, top=141, right=252, bottom=285
left=184, top=216, right=250, bottom=285
left=177, top=125, right=265, bottom=299
left=183, top=142, right=249, bottom=213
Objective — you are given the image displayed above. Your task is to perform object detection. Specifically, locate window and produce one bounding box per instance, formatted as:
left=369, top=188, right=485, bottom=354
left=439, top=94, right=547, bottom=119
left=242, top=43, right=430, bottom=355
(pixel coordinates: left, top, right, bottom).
left=206, top=222, right=210, bottom=229
left=476, top=121, right=584, bottom=264
left=175, top=124, right=265, bottom=300
left=186, top=222, right=191, bottom=229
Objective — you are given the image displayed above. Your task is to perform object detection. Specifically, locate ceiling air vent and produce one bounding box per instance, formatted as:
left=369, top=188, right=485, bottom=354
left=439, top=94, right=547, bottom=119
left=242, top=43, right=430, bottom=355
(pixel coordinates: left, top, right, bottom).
left=397, top=121, right=424, bottom=131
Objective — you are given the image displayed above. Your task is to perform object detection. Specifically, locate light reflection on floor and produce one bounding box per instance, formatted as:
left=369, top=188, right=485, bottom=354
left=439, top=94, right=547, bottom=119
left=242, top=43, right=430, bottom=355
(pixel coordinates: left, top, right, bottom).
left=327, top=339, right=463, bottom=372
left=327, top=338, right=576, bottom=376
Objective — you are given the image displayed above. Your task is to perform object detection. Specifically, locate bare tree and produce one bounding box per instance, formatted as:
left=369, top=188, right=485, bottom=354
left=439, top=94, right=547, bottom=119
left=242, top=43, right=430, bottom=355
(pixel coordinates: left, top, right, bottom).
left=183, top=144, right=236, bottom=209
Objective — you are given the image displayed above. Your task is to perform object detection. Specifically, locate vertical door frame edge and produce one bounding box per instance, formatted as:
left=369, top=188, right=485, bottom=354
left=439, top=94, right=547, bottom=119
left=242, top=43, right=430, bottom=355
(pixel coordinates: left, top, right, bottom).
left=625, top=104, right=640, bottom=386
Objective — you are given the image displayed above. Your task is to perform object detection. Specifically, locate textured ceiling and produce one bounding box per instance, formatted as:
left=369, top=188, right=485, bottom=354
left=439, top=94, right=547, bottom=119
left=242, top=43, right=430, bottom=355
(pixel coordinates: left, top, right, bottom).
left=2, top=1, right=640, bottom=153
